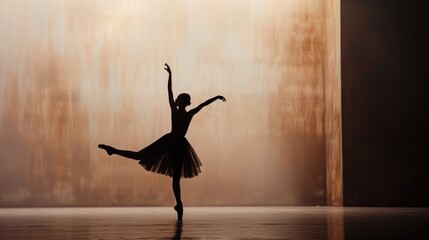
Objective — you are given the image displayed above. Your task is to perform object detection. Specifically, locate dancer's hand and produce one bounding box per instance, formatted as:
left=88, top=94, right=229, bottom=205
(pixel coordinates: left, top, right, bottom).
left=217, top=95, right=226, bottom=102
left=164, top=63, right=171, bottom=74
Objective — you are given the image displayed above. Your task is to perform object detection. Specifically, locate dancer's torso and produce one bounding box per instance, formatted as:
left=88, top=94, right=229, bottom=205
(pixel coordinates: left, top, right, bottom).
left=171, top=108, right=193, bottom=137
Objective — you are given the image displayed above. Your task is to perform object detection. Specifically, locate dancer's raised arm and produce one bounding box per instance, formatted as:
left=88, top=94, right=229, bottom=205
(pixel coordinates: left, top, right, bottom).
left=164, top=63, right=175, bottom=109
left=189, top=95, right=226, bottom=115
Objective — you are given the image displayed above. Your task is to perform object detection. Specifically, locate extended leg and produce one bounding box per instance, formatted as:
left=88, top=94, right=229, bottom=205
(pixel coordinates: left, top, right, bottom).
left=98, top=144, right=140, bottom=160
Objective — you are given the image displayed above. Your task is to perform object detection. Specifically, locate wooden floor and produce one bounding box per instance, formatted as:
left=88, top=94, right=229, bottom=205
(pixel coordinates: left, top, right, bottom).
left=1, top=207, right=428, bottom=239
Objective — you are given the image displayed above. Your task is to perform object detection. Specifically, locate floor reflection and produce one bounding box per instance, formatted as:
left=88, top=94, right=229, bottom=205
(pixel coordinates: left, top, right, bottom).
left=327, top=207, right=344, bottom=240
left=173, top=220, right=182, bottom=240
left=0, top=207, right=428, bottom=239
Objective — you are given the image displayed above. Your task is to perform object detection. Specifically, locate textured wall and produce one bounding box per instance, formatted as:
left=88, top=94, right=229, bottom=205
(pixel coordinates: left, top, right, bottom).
left=325, top=0, right=342, bottom=206
left=0, top=0, right=331, bottom=206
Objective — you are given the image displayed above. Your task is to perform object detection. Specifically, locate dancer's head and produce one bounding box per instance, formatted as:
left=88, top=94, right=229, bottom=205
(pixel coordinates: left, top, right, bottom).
left=176, top=93, right=191, bottom=107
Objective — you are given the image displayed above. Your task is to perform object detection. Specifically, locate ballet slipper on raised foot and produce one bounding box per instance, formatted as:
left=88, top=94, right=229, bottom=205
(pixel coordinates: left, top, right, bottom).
left=98, top=144, right=115, bottom=155
left=174, top=205, right=183, bottom=220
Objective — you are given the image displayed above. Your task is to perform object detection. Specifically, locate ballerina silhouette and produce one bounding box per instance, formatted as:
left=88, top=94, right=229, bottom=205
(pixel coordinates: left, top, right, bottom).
left=98, top=63, right=226, bottom=219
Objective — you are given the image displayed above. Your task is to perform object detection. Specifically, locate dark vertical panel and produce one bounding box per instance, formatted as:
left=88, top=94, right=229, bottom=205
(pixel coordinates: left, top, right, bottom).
left=342, top=1, right=429, bottom=206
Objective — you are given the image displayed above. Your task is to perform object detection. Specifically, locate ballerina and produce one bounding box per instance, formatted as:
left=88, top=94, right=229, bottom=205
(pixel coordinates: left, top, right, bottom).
left=98, top=63, right=226, bottom=219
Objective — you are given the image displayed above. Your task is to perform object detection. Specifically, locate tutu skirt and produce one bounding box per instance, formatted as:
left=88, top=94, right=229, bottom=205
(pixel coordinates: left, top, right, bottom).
left=137, top=133, right=202, bottom=178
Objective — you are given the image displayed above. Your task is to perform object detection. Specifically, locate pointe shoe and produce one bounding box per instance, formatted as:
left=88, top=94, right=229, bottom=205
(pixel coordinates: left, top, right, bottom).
left=98, top=144, right=114, bottom=155
left=174, top=205, right=183, bottom=220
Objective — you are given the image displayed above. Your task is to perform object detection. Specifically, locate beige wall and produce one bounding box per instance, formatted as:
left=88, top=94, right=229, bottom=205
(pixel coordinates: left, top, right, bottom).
left=325, top=0, right=343, bottom=206
left=0, top=0, right=340, bottom=206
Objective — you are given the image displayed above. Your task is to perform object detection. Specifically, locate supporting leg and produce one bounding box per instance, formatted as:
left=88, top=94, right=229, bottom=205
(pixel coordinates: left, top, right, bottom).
left=173, top=164, right=183, bottom=219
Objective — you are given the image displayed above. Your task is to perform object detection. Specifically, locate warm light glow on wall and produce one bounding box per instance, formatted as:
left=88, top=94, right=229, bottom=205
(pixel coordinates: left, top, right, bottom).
left=0, top=0, right=340, bottom=206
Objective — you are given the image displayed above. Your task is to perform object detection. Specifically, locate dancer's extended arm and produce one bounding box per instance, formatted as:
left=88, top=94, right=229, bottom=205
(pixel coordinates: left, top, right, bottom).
left=164, top=63, right=175, bottom=109
left=189, top=95, right=226, bottom=115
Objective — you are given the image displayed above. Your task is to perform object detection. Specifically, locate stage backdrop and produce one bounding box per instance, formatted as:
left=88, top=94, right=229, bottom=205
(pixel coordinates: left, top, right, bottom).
left=0, top=0, right=341, bottom=206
